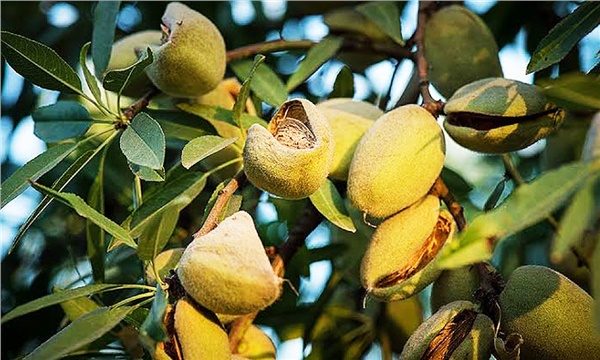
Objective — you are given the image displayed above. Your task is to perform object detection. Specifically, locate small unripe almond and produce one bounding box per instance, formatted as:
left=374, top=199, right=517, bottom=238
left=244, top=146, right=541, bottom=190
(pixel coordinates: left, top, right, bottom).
left=430, top=266, right=480, bottom=313
left=146, top=2, right=226, bottom=98
left=499, top=265, right=600, bottom=360
left=348, top=105, right=445, bottom=219
left=236, top=325, right=277, bottom=360
left=177, top=211, right=283, bottom=315
left=361, top=195, right=455, bottom=302
left=243, top=98, right=334, bottom=199
left=316, top=98, right=382, bottom=180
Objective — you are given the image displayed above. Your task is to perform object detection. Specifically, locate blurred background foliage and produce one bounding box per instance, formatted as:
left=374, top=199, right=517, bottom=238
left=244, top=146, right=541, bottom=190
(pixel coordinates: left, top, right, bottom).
left=1, top=1, right=598, bottom=359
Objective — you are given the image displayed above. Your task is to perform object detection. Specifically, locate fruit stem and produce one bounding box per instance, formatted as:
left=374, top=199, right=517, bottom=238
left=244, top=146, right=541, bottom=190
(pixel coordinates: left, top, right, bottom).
left=122, top=87, right=160, bottom=121
left=429, top=177, right=467, bottom=231
left=415, top=0, right=445, bottom=117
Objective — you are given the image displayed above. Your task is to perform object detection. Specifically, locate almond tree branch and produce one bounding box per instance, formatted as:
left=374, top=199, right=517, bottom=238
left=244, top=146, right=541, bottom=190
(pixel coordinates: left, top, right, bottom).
left=226, top=38, right=414, bottom=64
left=430, top=177, right=467, bottom=231
left=122, top=87, right=160, bottom=121
left=415, top=1, right=445, bottom=116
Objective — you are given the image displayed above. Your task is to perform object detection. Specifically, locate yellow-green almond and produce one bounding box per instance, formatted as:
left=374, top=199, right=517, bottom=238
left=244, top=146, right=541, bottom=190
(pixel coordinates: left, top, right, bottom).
left=243, top=98, right=334, bottom=199
left=499, top=265, right=600, bottom=360
left=424, top=5, right=502, bottom=98
left=236, top=325, right=277, bottom=360
left=400, top=300, right=494, bottom=360
left=104, top=30, right=163, bottom=97
left=444, top=77, right=565, bottom=153
left=174, top=297, right=230, bottom=360
left=361, top=195, right=455, bottom=302
left=177, top=211, right=283, bottom=315
left=145, top=2, right=226, bottom=98
left=430, top=265, right=480, bottom=313
left=317, top=98, right=382, bottom=180
left=348, top=104, right=445, bottom=218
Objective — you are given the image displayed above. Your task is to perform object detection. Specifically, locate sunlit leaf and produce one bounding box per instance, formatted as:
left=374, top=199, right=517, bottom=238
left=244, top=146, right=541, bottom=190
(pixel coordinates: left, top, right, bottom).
left=102, top=47, right=153, bottom=94
left=181, top=135, right=237, bottom=169
left=593, top=231, right=600, bottom=329
left=120, top=112, right=165, bottom=170
left=286, top=36, right=344, bottom=92
left=233, top=54, right=265, bottom=127
left=552, top=174, right=600, bottom=262
left=30, top=182, right=136, bottom=249
left=137, top=206, right=179, bottom=261
left=230, top=59, right=288, bottom=107
left=1, top=284, right=120, bottom=324
left=527, top=2, right=600, bottom=73
left=91, top=1, right=121, bottom=77
left=79, top=42, right=103, bottom=104
left=140, top=286, right=168, bottom=342
left=128, top=162, right=165, bottom=182
left=1, top=142, right=78, bottom=208
left=0, top=31, right=83, bottom=94
left=438, top=161, right=599, bottom=269
left=329, top=65, right=354, bottom=99
left=23, top=306, right=133, bottom=360
left=309, top=179, right=356, bottom=233
left=538, top=72, right=600, bottom=111
left=32, top=101, right=93, bottom=142
left=130, top=172, right=208, bottom=235
left=356, top=2, right=404, bottom=45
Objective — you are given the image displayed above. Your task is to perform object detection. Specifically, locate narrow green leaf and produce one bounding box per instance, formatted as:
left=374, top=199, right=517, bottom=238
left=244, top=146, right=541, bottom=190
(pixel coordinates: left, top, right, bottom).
left=438, top=161, right=599, bottom=269
left=356, top=2, right=404, bottom=46
left=527, top=2, right=600, bottom=74
left=201, top=180, right=228, bottom=225
left=551, top=174, right=600, bottom=262
left=1, top=142, right=78, bottom=208
left=130, top=172, right=208, bottom=234
left=79, top=42, right=103, bottom=104
left=309, top=179, right=356, bottom=232
left=538, top=72, right=600, bottom=111
left=30, top=182, right=136, bottom=248
left=1, top=284, right=119, bottom=324
left=23, top=306, right=133, bottom=360
left=484, top=178, right=506, bottom=211
left=59, top=295, right=101, bottom=322
left=137, top=206, right=179, bottom=261
left=286, top=36, right=344, bottom=92
left=177, top=103, right=267, bottom=130
left=233, top=54, right=265, bottom=127
left=102, top=47, right=153, bottom=94
left=181, top=135, right=237, bottom=169
left=120, top=112, right=165, bottom=170
left=0, top=31, right=83, bottom=94
left=11, top=150, right=96, bottom=254
left=128, top=162, right=165, bottom=182
left=140, top=286, right=168, bottom=342
left=145, top=109, right=217, bottom=142
left=92, top=1, right=121, bottom=77
left=87, top=146, right=109, bottom=283
left=440, top=167, right=473, bottom=198
left=32, top=101, right=93, bottom=143
left=230, top=59, right=288, bottom=107
left=329, top=65, right=354, bottom=99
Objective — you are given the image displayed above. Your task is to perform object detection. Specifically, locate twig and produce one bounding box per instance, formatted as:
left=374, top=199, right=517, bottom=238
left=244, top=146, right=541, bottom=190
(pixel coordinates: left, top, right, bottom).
left=122, top=87, right=160, bottom=121
left=228, top=203, right=323, bottom=352
left=226, top=38, right=414, bottom=64
left=415, top=1, right=445, bottom=116
left=429, top=177, right=467, bottom=232
left=378, top=60, right=402, bottom=111
left=192, top=172, right=247, bottom=238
